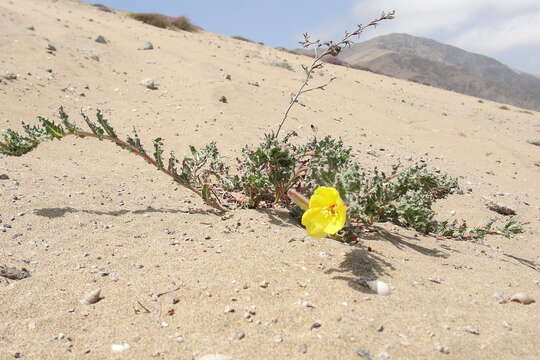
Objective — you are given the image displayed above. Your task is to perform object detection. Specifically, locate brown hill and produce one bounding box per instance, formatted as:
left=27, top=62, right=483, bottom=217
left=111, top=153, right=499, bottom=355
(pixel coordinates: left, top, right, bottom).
left=336, top=33, right=540, bottom=112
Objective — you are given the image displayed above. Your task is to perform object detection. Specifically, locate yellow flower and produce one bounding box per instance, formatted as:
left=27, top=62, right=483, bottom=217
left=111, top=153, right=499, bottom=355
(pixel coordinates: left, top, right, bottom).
left=301, top=187, right=347, bottom=238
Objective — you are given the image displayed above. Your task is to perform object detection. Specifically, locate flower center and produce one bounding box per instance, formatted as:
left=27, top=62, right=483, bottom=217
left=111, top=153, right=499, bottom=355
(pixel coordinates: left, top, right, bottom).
left=327, top=203, right=337, bottom=216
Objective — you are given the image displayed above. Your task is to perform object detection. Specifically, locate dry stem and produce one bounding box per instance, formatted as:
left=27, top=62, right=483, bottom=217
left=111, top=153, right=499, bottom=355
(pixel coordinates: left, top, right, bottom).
left=274, top=10, right=395, bottom=138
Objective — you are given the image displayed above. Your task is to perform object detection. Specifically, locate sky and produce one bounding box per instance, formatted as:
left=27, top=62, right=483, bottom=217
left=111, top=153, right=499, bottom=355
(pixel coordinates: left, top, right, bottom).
left=92, top=0, right=540, bottom=74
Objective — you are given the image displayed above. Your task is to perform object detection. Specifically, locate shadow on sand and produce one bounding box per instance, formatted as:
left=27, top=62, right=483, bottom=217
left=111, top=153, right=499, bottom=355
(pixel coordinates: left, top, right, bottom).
left=33, top=206, right=219, bottom=218
left=325, top=226, right=450, bottom=294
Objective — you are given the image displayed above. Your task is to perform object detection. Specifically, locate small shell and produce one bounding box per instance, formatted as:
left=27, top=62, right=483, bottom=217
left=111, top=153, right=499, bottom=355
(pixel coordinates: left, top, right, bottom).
left=111, top=342, right=130, bottom=353
left=80, top=288, right=102, bottom=305
left=360, top=278, right=391, bottom=296
left=510, top=292, right=535, bottom=305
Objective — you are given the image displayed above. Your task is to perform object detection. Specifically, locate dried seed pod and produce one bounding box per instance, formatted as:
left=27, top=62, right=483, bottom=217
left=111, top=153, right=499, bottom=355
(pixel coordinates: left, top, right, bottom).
left=80, top=288, right=102, bottom=305
left=509, top=292, right=535, bottom=305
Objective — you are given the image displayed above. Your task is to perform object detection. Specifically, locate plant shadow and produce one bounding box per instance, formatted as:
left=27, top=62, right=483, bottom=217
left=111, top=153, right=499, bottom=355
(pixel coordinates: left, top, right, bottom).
left=325, top=246, right=395, bottom=294
left=256, top=208, right=301, bottom=228
left=325, top=226, right=450, bottom=294
left=33, top=206, right=219, bottom=219
left=365, top=226, right=449, bottom=258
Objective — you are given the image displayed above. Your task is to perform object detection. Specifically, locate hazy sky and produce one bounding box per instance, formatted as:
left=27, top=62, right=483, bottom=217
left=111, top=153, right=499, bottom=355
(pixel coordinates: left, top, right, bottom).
left=92, top=0, right=540, bottom=74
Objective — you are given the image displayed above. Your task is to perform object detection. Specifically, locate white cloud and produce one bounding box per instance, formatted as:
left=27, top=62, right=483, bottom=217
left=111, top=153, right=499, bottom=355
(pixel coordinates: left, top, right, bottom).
left=450, top=12, right=540, bottom=53
left=309, top=0, right=540, bottom=72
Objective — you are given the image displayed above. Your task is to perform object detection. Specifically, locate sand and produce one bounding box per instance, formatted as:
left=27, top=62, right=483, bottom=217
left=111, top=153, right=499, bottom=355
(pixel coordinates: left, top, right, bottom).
left=1, top=0, right=539, bottom=359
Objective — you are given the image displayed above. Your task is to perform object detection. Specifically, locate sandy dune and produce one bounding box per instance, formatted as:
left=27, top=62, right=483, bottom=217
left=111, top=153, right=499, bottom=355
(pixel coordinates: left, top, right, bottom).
left=1, top=1, right=539, bottom=359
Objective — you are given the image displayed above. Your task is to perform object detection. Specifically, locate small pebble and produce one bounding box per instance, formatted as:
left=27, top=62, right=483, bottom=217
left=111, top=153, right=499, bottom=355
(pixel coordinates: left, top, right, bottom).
left=259, top=280, right=269, bottom=288
left=233, top=331, right=245, bottom=340
left=464, top=326, right=480, bottom=335
left=141, top=79, right=158, bottom=90
left=273, top=335, right=283, bottom=343
left=172, top=297, right=180, bottom=304
left=510, top=292, right=535, bottom=305
left=356, top=348, right=373, bottom=359
left=435, top=344, right=450, bottom=354
left=299, top=344, right=308, bottom=354
left=133, top=264, right=144, bottom=269
left=111, top=343, right=130, bottom=353
left=143, top=41, right=154, bottom=50
left=80, top=288, right=102, bottom=305
left=95, top=35, right=107, bottom=44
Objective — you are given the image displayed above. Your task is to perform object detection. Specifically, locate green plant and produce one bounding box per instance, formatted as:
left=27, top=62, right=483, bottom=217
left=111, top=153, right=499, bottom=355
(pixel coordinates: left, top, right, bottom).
left=0, top=107, right=226, bottom=212
left=0, top=11, right=525, bottom=243
left=128, top=13, right=201, bottom=32
left=271, top=60, right=294, bottom=72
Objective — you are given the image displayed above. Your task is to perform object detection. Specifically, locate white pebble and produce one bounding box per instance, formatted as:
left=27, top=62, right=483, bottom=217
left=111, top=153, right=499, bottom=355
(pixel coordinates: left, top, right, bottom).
left=111, top=342, right=130, bottom=353
left=361, top=278, right=391, bottom=296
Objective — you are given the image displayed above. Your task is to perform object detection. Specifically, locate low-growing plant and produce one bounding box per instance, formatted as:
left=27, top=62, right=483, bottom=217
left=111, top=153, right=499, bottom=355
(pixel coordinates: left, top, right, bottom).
left=128, top=13, right=170, bottom=29
left=170, top=16, right=199, bottom=32
left=271, top=60, right=295, bottom=72
left=232, top=35, right=255, bottom=43
left=128, top=13, right=201, bottom=32
left=92, top=3, right=114, bottom=13
left=0, top=10, right=525, bottom=243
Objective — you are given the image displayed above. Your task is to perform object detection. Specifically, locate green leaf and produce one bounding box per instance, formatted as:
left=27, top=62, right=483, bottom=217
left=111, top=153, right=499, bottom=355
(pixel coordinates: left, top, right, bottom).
left=38, top=117, right=65, bottom=139
left=168, top=151, right=178, bottom=175
left=0, top=129, right=40, bottom=156
left=58, top=107, right=78, bottom=133
left=126, top=128, right=145, bottom=153
left=153, top=137, right=164, bottom=169
left=96, top=110, right=117, bottom=138
left=81, top=111, right=104, bottom=139
left=201, top=183, right=211, bottom=202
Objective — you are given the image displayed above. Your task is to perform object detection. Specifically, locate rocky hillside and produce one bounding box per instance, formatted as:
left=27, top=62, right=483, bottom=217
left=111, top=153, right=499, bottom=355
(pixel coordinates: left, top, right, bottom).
left=336, top=33, right=540, bottom=112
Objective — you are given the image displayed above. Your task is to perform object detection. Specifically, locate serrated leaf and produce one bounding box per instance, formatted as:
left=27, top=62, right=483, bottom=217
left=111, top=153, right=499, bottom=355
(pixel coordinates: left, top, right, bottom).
left=153, top=137, right=164, bottom=169
left=126, top=128, right=145, bottom=153
left=96, top=110, right=117, bottom=138
left=168, top=151, right=178, bottom=175
left=81, top=112, right=104, bottom=139
left=38, top=117, right=65, bottom=139
left=58, top=107, right=77, bottom=133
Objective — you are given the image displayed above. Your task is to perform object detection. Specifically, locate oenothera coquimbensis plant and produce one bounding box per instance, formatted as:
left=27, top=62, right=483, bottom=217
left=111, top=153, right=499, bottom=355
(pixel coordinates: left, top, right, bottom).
left=0, top=10, right=524, bottom=242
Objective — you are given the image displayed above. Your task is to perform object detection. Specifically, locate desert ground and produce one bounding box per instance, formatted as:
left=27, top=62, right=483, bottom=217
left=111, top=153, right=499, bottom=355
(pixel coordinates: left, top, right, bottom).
left=1, top=0, right=539, bottom=359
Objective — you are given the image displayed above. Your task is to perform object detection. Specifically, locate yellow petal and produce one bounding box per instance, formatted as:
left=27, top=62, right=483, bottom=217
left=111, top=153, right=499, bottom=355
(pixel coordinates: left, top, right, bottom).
left=322, top=206, right=346, bottom=234
left=309, top=187, right=340, bottom=209
left=301, top=208, right=329, bottom=238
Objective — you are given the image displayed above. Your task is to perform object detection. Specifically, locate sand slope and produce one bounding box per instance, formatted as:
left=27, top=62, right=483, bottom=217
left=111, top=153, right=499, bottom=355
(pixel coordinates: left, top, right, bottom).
left=1, top=1, right=539, bottom=359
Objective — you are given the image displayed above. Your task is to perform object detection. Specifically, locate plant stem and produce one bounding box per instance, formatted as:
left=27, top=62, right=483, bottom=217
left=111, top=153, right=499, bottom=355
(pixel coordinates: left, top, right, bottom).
left=274, top=11, right=394, bottom=138
left=65, top=131, right=226, bottom=212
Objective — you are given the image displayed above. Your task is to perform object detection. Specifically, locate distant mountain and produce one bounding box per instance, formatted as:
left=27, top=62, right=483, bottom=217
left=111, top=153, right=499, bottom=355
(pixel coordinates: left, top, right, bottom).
left=332, top=33, right=540, bottom=111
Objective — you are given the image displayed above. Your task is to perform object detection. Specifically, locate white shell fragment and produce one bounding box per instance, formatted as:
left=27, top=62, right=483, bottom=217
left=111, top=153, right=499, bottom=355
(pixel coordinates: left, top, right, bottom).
left=360, top=278, right=391, bottom=296
left=80, top=288, right=102, bottom=305
left=111, top=342, right=130, bottom=353
left=509, top=292, right=535, bottom=305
